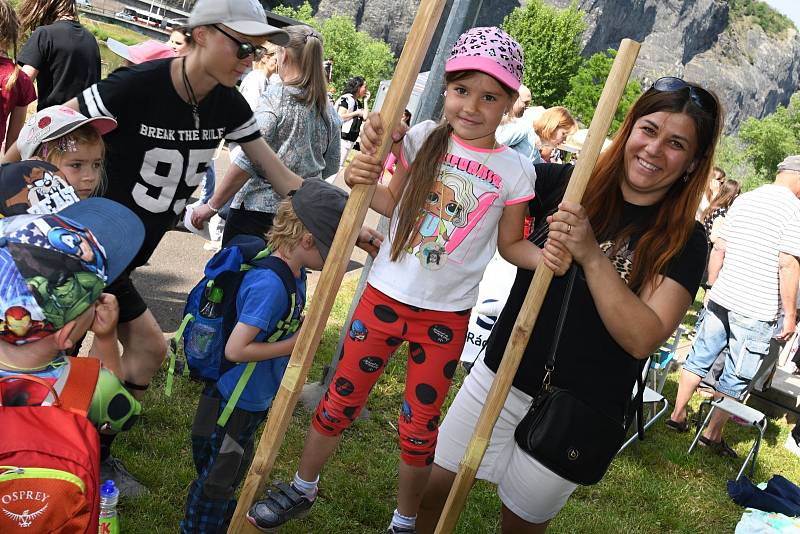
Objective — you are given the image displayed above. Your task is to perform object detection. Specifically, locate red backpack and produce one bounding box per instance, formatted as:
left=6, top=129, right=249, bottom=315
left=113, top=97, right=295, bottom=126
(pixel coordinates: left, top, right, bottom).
left=0, top=356, right=101, bottom=533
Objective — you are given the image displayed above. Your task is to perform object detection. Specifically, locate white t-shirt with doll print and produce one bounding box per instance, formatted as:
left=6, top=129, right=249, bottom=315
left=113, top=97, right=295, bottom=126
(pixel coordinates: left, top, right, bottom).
left=368, top=120, right=536, bottom=311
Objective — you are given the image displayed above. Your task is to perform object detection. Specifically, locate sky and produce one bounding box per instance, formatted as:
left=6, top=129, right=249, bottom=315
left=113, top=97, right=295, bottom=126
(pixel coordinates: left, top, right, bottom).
left=763, top=0, right=800, bottom=30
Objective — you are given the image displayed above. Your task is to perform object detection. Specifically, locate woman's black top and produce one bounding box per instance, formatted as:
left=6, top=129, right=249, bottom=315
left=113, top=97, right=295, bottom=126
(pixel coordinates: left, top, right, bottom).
left=482, top=164, right=707, bottom=417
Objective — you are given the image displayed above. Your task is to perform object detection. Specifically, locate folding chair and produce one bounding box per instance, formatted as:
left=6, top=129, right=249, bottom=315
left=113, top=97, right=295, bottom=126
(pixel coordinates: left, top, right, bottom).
left=618, top=327, right=683, bottom=452
left=687, top=397, right=767, bottom=481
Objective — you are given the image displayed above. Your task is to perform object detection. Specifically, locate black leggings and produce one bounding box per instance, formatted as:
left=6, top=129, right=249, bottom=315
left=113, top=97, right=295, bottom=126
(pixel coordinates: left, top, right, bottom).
left=221, top=208, right=275, bottom=247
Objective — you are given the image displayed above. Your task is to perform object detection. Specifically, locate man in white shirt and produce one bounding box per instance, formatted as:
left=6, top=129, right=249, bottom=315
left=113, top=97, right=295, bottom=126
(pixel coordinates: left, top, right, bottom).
left=669, top=155, right=800, bottom=457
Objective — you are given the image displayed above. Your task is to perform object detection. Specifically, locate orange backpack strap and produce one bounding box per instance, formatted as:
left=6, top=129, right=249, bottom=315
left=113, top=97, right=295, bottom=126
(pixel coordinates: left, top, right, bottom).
left=58, top=356, right=100, bottom=417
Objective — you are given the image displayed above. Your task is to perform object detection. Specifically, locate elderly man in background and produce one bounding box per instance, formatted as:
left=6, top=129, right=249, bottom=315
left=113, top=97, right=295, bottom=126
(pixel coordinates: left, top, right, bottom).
left=668, top=155, right=800, bottom=458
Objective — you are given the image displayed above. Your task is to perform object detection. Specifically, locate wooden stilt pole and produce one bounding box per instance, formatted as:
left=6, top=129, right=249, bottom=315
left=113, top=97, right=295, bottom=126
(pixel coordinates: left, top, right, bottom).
left=433, top=38, right=641, bottom=534
left=228, top=1, right=449, bottom=531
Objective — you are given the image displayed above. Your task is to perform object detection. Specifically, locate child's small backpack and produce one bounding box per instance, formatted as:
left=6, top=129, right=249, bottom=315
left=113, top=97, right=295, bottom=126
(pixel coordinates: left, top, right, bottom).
left=0, top=356, right=101, bottom=533
left=168, top=235, right=303, bottom=426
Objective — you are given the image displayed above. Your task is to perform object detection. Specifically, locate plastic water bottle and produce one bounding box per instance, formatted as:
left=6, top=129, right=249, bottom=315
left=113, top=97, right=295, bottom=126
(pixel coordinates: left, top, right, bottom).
left=98, top=479, right=119, bottom=534
left=187, top=285, right=224, bottom=360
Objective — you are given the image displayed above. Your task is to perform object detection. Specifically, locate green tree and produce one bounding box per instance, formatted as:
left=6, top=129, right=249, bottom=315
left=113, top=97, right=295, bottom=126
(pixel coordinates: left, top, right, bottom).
left=737, top=93, right=800, bottom=183
left=714, top=135, right=759, bottom=190
left=502, top=0, right=586, bottom=107
left=563, top=48, right=641, bottom=134
left=272, top=2, right=395, bottom=104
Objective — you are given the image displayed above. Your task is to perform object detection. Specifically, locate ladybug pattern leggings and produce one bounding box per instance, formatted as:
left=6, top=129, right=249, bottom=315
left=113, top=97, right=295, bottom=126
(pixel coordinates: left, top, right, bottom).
left=313, top=285, right=469, bottom=467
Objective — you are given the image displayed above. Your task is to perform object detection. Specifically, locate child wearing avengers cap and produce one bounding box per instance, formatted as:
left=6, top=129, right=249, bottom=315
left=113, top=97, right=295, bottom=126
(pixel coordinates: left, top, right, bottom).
left=0, top=197, right=145, bottom=439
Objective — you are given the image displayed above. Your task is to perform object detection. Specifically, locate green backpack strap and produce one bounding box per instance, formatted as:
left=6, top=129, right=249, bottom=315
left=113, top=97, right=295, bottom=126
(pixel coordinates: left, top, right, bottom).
left=217, top=361, right=256, bottom=426
left=165, top=313, right=194, bottom=397
left=215, top=253, right=301, bottom=425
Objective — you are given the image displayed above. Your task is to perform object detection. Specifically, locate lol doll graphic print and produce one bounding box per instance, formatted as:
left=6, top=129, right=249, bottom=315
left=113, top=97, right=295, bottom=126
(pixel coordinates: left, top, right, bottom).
left=409, top=151, right=501, bottom=270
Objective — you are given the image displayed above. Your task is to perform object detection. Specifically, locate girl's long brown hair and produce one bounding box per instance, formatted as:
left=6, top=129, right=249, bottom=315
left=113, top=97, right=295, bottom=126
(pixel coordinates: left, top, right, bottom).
left=701, top=178, right=741, bottom=221
left=583, top=84, right=723, bottom=292
left=19, top=0, right=77, bottom=33
left=389, top=70, right=516, bottom=261
left=0, top=0, right=21, bottom=92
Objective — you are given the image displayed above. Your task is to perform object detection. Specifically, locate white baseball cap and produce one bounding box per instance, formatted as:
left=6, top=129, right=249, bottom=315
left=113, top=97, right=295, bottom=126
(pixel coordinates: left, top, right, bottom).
left=188, top=0, right=289, bottom=44
left=17, top=106, right=117, bottom=160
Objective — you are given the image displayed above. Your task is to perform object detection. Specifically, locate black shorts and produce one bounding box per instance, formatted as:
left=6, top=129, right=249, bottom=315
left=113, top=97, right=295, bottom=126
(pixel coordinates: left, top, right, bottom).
left=105, top=271, right=148, bottom=324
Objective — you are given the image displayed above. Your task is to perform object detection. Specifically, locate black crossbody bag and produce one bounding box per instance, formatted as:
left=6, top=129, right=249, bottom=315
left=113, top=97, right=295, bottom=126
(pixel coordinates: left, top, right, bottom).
left=514, top=266, right=645, bottom=485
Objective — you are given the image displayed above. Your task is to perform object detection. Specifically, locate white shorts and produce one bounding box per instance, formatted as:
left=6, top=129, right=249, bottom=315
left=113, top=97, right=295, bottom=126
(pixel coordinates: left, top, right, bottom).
left=434, top=359, right=578, bottom=524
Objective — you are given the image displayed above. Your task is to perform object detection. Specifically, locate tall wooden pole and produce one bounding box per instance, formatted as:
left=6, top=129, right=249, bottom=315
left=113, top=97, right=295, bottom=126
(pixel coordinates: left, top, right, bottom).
left=433, top=38, right=641, bottom=534
left=228, top=1, right=449, bottom=531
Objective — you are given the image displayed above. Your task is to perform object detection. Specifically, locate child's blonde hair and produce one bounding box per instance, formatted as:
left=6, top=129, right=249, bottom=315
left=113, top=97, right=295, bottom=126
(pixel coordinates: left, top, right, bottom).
left=267, top=199, right=309, bottom=252
left=34, top=124, right=107, bottom=195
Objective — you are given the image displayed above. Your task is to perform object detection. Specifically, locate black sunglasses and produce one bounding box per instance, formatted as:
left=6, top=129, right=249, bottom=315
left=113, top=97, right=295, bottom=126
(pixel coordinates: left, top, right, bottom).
left=652, top=76, right=717, bottom=115
left=214, top=25, right=268, bottom=60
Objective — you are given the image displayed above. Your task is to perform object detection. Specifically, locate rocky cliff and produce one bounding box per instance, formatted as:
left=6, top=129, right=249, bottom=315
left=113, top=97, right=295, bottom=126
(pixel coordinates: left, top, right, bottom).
left=266, top=0, right=800, bottom=130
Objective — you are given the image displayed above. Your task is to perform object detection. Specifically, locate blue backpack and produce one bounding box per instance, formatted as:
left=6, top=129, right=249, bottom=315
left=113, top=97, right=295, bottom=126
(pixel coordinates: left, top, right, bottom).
left=167, top=235, right=303, bottom=426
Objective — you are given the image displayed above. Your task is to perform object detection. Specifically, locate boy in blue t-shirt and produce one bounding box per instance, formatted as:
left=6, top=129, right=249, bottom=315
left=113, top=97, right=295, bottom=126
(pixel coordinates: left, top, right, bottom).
left=181, top=179, right=349, bottom=533
left=0, top=198, right=145, bottom=445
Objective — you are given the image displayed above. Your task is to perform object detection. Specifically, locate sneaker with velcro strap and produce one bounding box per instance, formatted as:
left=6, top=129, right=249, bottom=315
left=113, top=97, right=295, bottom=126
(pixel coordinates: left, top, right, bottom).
left=247, top=481, right=316, bottom=532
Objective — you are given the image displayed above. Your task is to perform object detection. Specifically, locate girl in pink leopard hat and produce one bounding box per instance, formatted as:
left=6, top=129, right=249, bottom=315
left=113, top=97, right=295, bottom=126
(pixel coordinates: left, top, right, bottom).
left=247, top=27, right=571, bottom=534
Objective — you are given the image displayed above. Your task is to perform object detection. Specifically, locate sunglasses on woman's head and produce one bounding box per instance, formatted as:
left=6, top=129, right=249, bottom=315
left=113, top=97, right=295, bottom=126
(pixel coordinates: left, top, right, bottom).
left=214, top=25, right=268, bottom=60
left=652, top=76, right=717, bottom=115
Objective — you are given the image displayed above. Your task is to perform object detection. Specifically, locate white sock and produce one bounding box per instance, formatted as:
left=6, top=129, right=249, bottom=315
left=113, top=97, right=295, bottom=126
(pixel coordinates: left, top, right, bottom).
left=390, top=508, right=416, bottom=530
left=292, top=471, right=318, bottom=499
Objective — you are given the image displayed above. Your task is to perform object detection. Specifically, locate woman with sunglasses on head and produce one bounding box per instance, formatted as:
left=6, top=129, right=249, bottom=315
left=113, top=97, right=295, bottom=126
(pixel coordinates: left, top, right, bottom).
left=408, top=77, right=722, bottom=533
left=196, top=24, right=340, bottom=246
left=1, top=0, right=313, bottom=496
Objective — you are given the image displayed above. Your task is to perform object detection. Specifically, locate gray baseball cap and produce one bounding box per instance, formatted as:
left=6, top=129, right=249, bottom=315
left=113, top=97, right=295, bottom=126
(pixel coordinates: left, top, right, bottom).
left=291, top=179, right=347, bottom=261
left=188, top=0, right=289, bottom=43
left=778, top=155, right=800, bottom=173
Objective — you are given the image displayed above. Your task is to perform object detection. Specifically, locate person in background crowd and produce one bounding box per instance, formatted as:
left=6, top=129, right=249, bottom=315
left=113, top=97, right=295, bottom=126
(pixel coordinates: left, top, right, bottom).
left=337, top=75, right=369, bottom=167
left=239, top=42, right=280, bottom=110
left=167, top=24, right=192, bottom=55
left=692, top=178, right=742, bottom=394
left=0, top=0, right=34, bottom=153
left=669, top=156, right=800, bottom=460
left=510, top=83, right=532, bottom=119
left=533, top=106, right=577, bottom=164
left=696, top=165, right=725, bottom=221
left=17, top=0, right=100, bottom=110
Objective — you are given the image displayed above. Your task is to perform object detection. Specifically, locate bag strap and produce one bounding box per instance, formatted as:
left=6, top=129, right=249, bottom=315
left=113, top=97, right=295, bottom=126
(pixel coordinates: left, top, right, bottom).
left=251, top=255, right=301, bottom=337
left=58, top=356, right=100, bottom=417
left=165, top=313, right=194, bottom=397
left=538, top=265, right=578, bottom=392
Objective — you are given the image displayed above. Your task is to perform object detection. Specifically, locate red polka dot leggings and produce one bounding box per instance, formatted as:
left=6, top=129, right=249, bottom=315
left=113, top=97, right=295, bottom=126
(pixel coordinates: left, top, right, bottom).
left=313, top=284, right=469, bottom=467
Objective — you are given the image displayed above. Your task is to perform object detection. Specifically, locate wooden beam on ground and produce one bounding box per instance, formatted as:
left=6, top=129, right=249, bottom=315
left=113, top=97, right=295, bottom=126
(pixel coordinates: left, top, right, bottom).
left=433, top=38, right=641, bottom=534
left=228, top=1, right=449, bottom=531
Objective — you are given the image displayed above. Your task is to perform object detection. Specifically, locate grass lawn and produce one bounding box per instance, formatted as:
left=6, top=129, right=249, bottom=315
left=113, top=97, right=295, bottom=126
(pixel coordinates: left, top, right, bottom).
left=115, top=277, right=800, bottom=533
